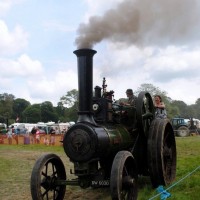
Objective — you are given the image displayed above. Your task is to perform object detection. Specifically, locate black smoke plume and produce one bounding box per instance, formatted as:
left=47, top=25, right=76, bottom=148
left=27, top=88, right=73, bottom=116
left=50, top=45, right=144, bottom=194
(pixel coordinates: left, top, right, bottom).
left=75, top=0, right=200, bottom=49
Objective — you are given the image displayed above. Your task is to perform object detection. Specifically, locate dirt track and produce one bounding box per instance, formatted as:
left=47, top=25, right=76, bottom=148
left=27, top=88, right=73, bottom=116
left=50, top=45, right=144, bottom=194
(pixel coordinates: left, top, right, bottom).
left=0, top=145, right=111, bottom=200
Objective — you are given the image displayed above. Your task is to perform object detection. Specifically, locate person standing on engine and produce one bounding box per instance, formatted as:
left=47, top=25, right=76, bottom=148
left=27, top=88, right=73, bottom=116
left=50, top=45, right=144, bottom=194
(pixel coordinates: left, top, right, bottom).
left=121, top=89, right=137, bottom=107
left=154, top=95, right=167, bottom=119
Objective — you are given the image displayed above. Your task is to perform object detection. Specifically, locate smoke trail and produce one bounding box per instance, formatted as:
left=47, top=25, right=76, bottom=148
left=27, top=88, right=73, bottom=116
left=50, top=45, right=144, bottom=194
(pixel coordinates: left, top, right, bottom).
left=75, top=0, right=200, bottom=49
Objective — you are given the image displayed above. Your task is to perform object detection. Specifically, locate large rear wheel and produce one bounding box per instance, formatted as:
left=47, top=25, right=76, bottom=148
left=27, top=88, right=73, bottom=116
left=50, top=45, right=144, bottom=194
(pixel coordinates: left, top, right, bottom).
left=148, top=119, right=176, bottom=187
left=110, top=151, right=138, bottom=200
left=31, top=153, right=66, bottom=200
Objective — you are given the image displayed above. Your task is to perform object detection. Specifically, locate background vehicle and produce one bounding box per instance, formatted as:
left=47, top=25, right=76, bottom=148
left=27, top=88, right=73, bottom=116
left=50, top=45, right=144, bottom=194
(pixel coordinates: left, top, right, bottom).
left=171, top=117, right=190, bottom=137
left=171, top=117, right=200, bottom=136
left=0, top=123, right=7, bottom=134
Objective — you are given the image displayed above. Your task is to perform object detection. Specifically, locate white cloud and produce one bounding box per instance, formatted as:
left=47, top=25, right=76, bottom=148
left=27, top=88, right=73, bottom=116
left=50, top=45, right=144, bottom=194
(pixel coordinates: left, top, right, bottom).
left=159, top=78, right=200, bottom=105
left=143, top=46, right=200, bottom=82
left=26, top=69, right=78, bottom=105
left=0, top=0, right=25, bottom=16
left=0, top=20, right=28, bottom=55
left=0, top=54, right=43, bottom=78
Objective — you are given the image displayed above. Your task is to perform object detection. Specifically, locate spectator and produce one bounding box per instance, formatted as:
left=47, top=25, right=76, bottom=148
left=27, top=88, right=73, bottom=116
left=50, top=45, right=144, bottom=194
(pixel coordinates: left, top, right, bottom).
left=55, top=127, right=60, bottom=134
left=49, top=127, right=56, bottom=145
left=43, top=136, right=49, bottom=145
left=31, top=126, right=37, bottom=144
left=7, top=127, right=13, bottom=145
left=35, top=128, right=40, bottom=144
left=12, top=126, right=18, bottom=145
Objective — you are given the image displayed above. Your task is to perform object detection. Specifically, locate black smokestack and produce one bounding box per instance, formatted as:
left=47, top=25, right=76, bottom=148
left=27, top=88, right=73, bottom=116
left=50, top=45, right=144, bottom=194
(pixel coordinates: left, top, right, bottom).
left=73, top=49, right=97, bottom=124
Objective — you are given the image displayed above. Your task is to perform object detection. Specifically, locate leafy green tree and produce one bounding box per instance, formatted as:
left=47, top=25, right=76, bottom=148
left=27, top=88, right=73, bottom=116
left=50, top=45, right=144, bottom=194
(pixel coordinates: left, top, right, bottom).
left=66, top=106, right=78, bottom=122
left=167, top=104, right=180, bottom=119
left=55, top=102, right=67, bottom=122
left=40, top=101, right=58, bottom=123
left=56, top=102, right=65, bottom=115
left=170, top=100, right=189, bottom=118
left=59, top=89, right=78, bottom=121
left=134, top=83, right=167, bottom=97
left=0, top=93, right=15, bottom=101
left=12, top=98, right=31, bottom=122
left=0, top=93, right=15, bottom=123
left=60, top=89, right=78, bottom=108
left=193, top=98, right=200, bottom=119
left=22, top=104, right=41, bottom=123
left=189, top=105, right=197, bottom=118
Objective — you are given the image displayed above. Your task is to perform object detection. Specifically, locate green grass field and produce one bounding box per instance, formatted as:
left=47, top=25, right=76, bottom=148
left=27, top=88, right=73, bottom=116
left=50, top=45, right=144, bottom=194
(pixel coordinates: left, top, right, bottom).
left=0, top=136, right=199, bottom=200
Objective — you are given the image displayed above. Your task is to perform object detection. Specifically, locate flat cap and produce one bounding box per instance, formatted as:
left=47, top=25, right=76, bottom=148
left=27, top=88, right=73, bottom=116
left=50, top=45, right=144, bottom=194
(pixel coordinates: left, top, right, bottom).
left=126, top=89, right=133, bottom=94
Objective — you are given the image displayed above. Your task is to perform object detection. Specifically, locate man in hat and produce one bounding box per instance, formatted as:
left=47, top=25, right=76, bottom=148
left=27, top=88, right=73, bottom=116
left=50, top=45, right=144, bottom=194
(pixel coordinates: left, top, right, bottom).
left=121, top=89, right=137, bottom=107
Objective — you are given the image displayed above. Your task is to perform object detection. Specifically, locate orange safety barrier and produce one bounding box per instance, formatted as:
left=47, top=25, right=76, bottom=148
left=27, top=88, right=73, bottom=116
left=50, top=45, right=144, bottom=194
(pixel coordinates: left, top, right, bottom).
left=0, top=134, right=64, bottom=146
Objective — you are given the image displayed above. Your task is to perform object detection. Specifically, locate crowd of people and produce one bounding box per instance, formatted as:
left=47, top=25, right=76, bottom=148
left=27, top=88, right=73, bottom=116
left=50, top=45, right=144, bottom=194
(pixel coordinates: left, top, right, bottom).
left=1, top=125, right=66, bottom=146
left=29, top=126, right=66, bottom=145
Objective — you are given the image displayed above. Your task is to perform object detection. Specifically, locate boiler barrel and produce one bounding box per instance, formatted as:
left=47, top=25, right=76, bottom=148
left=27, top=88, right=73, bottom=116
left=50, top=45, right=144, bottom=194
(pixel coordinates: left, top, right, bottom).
left=63, top=123, right=134, bottom=162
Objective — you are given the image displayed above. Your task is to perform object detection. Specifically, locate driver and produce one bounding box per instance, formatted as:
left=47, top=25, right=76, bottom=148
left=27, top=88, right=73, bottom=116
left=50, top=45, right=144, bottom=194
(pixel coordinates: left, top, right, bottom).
left=120, top=89, right=137, bottom=107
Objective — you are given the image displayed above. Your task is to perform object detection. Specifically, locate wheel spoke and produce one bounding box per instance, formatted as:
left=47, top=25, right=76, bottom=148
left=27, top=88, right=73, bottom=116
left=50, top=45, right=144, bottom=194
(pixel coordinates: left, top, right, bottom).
left=42, top=188, right=50, bottom=199
left=52, top=162, right=55, bottom=174
left=42, top=171, right=47, bottom=177
left=46, top=162, right=48, bottom=175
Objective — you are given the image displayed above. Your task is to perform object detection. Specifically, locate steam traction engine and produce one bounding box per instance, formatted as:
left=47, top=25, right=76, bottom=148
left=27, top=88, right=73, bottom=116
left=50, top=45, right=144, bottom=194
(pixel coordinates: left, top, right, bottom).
left=30, top=49, right=176, bottom=200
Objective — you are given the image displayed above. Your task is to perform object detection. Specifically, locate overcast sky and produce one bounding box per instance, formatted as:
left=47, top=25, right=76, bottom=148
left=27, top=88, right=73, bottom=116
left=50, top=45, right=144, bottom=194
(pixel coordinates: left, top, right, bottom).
left=1, top=0, right=200, bottom=106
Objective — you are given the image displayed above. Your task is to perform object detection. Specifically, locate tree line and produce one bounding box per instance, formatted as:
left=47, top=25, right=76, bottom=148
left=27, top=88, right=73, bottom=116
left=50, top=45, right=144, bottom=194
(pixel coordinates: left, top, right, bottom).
left=0, top=83, right=200, bottom=126
left=0, top=89, right=78, bottom=125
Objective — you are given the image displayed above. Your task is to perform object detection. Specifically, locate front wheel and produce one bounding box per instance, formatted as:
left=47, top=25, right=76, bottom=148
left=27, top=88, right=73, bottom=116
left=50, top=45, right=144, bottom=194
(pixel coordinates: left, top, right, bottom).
left=110, top=151, right=138, bottom=200
left=30, top=153, right=66, bottom=200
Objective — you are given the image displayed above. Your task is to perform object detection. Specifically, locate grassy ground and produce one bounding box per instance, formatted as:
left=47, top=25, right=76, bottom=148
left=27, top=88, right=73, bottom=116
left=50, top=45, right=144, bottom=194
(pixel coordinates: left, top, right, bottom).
left=0, top=136, right=199, bottom=200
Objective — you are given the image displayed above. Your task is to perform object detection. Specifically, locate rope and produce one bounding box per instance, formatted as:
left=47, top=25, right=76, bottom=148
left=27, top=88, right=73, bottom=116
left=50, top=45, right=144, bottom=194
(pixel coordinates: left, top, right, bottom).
left=0, top=179, right=30, bottom=182
left=148, top=165, right=200, bottom=200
